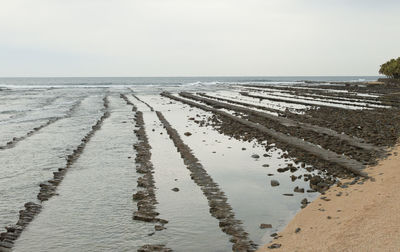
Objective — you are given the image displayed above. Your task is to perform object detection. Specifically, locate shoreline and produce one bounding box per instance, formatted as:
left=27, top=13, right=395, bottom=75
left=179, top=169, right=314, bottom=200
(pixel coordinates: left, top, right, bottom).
left=258, top=144, right=400, bottom=251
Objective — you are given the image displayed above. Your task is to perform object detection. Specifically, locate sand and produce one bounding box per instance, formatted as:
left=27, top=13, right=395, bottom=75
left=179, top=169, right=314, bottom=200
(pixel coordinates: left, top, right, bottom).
left=258, top=144, right=400, bottom=252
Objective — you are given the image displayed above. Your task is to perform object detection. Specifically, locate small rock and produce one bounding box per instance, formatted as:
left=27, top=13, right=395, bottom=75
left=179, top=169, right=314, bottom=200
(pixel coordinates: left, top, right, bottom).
left=294, top=186, right=304, bottom=193
left=251, top=154, right=260, bottom=159
left=283, top=193, right=294, bottom=196
left=320, top=196, right=331, bottom=201
left=271, top=180, right=280, bottom=187
left=171, top=188, right=179, bottom=192
left=184, top=132, right=192, bottom=136
left=155, top=225, right=166, bottom=231
left=260, top=223, right=272, bottom=229
left=268, top=243, right=281, bottom=249
left=295, top=227, right=301, bottom=233
left=270, top=233, right=278, bottom=237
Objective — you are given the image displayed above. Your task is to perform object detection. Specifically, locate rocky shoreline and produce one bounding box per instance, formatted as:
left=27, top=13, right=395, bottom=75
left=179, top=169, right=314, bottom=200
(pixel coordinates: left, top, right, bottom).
left=160, top=84, right=400, bottom=199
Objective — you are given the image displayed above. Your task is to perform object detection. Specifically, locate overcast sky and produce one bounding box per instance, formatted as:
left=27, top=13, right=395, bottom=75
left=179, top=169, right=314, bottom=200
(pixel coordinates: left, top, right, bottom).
left=0, top=0, right=399, bottom=77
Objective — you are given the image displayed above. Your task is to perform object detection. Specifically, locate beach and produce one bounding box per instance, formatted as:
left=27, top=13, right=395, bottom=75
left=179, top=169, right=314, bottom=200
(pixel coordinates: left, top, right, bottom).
left=259, top=144, right=400, bottom=252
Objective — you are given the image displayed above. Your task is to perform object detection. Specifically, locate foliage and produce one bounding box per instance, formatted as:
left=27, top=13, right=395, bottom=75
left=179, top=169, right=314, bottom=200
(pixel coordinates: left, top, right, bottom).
left=379, top=57, right=400, bottom=79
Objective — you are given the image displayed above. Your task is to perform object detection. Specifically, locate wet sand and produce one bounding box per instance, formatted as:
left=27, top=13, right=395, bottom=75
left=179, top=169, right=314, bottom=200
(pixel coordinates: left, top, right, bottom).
left=259, top=144, right=400, bottom=252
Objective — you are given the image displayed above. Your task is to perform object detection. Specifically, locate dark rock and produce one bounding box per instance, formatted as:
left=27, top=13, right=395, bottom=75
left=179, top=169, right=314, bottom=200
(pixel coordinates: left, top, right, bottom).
left=320, top=196, right=331, bottom=201
left=260, top=223, right=272, bottom=229
left=277, top=167, right=289, bottom=173
left=268, top=243, right=281, bottom=249
left=295, top=227, right=301, bottom=233
left=184, top=132, right=192, bottom=136
left=294, top=186, right=304, bottom=193
left=251, top=154, right=260, bottom=159
left=133, top=191, right=146, bottom=200
left=270, top=180, right=280, bottom=187
left=171, top=187, right=180, bottom=192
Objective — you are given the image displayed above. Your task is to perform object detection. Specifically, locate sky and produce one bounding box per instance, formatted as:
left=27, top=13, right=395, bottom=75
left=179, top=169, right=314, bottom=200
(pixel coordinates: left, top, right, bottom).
left=0, top=0, right=399, bottom=77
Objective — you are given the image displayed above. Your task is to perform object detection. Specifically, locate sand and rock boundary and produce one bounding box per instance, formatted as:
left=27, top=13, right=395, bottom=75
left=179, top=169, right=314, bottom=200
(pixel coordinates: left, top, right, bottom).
left=259, top=144, right=400, bottom=251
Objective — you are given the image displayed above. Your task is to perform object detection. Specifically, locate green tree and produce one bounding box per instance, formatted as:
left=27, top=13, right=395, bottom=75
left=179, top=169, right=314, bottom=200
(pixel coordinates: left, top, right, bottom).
left=379, top=57, right=400, bottom=79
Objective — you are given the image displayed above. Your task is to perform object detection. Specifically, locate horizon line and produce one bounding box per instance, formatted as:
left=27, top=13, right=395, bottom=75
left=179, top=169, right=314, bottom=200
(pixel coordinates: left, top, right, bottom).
left=0, top=75, right=382, bottom=79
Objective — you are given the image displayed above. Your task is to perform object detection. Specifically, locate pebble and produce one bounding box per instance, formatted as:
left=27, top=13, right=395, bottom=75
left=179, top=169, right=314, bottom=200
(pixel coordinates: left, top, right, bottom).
left=294, top=186, right=304, bottom=193
left=270, top=180, right=280, bottom=187
left=155, top=225, right=166, bottom=231
left=268, top=243, right=281, bottom=249
left=260, top=224, right=272, bottom=229
left=171, top=187, right=180, bottom=192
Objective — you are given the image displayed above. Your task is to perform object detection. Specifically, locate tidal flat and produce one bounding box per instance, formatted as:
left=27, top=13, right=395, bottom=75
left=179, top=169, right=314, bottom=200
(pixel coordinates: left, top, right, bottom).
left=1, top=80, right=399, bottom=252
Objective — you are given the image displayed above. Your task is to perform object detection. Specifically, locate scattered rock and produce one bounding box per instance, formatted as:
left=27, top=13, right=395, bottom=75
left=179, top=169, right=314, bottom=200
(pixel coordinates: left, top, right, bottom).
left=271, top=180, right=280, bottom=187
left=155, top=225, right=166, bottom=231
left=301, top=198, right=309, bottom=208
left=184, top=132, right=192, bottom=136
left=171, top=187, right=180, bottom=192
left=294, top=186, right=304, bottom=193
left=320, top=196, right=331, bottom=201
left=260, top=224, right=272, bottom=229
left=268, top=243, right=281, bottom=249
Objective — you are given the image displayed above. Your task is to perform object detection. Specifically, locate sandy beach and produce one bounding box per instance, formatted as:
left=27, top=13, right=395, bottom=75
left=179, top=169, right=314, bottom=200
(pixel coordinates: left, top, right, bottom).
left=259, top=144, right=400, bottom=252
